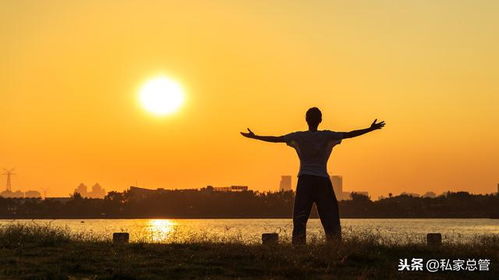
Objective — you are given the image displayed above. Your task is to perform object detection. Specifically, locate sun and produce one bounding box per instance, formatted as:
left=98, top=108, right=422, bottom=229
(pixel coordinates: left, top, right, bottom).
left=139, top=76, right=185, bottom=116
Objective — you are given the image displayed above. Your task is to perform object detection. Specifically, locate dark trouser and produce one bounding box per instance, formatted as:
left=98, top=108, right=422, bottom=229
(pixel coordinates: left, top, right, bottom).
left=292, top=174, right=341, bottom=245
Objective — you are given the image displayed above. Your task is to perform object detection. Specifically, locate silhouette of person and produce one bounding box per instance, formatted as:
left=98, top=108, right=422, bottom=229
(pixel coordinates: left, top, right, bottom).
left=241, top=107, right=385, bottom=245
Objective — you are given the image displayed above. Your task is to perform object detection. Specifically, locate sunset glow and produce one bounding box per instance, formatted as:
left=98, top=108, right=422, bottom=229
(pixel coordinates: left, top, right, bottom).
left=1, top=0, right=498, bottom=198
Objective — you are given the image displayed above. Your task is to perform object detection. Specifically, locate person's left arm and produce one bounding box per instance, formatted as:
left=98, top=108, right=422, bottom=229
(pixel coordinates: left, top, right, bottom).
left=342, top=119, right=385, bottom=139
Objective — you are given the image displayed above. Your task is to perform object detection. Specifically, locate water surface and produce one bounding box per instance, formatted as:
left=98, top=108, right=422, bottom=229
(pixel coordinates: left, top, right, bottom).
left=2, top=218, right=497, bottom=244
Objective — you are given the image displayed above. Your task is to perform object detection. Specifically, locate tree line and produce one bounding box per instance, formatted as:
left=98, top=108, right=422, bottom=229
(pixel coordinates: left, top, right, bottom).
left=0, top=187, right=497, bottom=219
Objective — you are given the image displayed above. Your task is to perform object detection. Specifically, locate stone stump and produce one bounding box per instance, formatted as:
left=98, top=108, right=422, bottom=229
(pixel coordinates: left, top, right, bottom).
left=113, top=232, right=130, bottom=244
left=262, top=233, right=279, bottom=245
left=427, top=233, right=442, bottom=246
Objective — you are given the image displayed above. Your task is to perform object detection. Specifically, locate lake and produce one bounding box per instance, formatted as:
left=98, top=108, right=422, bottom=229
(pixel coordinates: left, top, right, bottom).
left=1, top=218, right=498, bottom=244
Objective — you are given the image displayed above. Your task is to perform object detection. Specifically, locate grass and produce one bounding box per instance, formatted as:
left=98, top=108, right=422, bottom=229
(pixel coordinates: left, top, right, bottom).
left=0, top=224, right=497, bottom=280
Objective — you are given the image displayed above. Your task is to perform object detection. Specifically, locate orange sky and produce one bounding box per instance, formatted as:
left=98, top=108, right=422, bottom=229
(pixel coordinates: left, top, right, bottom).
left=1, top=0, right=498, bottom=198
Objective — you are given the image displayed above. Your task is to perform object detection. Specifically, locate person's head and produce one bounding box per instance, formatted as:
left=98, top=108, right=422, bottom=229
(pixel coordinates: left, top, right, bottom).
left=306, top=107, right=322, bottom=129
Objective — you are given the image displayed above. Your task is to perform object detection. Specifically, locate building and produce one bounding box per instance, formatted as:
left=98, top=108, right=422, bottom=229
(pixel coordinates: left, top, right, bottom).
left=0, top=189, right=42, bottom=198
left=0, top=190, right=24, bottom=198
left=230, top=185, right=249, bottom=192
left=75, top=183, right=88, bottom=197
left=88, top=183, right=106, bottom=198
left=74, top=183, right=106, bottom=199
left=24, top=190, right=41, bottom=198
left=330, top=175, right=343, bottom=200
left=128, top=186, right=160, bottom=197
left=128, top=186, right=202, bottom=197
left=213, top=185, right=249, bottom=192
left=279, top=176, right=292, bottom=192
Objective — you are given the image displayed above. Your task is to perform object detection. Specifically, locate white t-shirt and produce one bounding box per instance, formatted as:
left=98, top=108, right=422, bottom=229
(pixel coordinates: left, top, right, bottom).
left=282, top=130, right=343, bottom=178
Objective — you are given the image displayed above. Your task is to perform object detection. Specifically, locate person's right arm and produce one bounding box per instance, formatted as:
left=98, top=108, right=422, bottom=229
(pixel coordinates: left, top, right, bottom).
left=240, top=128, right=286, bottom=143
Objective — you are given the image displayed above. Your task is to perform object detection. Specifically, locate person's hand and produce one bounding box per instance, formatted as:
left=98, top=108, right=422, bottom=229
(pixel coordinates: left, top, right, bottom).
left=370, top=119, right=385, bottom=130
left=240, top=128, right=256, bottom=138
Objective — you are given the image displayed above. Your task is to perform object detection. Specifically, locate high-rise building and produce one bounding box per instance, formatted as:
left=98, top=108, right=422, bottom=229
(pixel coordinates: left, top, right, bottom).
left=330, top=175, right=343, bottom=200
left=88, top=183, right=106, bottom=198
left=279, top=176, right=292, bottom=192
left=74, top=183, right=106, bottom=198
left=75, top=183, right=88, bottom=197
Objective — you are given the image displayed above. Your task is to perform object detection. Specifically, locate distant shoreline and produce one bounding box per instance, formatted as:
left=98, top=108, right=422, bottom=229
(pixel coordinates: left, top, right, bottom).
left=2, top=191, right=497, bottom=220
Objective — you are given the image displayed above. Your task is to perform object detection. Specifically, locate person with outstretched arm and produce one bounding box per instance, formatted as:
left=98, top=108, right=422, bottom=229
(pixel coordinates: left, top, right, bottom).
left=241, top=107, right=385, bottom=245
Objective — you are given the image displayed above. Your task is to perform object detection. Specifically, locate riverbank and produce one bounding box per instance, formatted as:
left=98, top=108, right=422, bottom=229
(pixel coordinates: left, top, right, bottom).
left=0, top=224, right=497, bottom=279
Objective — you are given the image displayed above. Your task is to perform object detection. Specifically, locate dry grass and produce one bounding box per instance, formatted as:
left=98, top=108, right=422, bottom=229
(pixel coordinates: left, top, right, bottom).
left=0, top=223, right=497, bottom=280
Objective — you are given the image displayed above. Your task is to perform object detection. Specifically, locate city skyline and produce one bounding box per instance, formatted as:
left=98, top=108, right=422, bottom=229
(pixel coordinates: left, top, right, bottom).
left=2, top=170, right=496, bottom=200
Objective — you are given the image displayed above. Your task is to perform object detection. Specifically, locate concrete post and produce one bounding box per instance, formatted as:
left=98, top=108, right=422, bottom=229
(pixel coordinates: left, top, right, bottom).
left=262, top=233, right=279, bottom=245
left=427, top=233, right=442, bottom=246
left=113, top=232, right=130, bottom=243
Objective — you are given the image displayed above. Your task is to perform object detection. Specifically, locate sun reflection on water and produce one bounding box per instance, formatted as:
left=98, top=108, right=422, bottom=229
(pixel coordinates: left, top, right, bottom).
left=148, top=219, right=176, bottom=242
